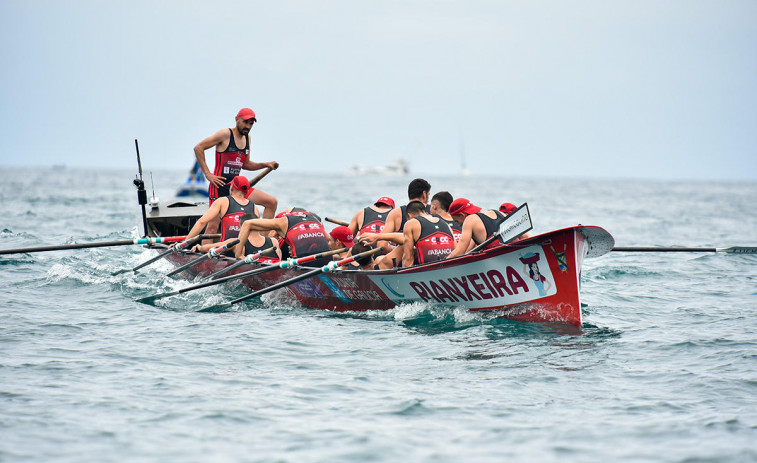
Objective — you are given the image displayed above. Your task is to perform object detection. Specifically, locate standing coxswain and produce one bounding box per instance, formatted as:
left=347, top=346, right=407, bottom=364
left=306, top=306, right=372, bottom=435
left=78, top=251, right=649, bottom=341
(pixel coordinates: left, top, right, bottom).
left=194, top=108, right=280, bottom=243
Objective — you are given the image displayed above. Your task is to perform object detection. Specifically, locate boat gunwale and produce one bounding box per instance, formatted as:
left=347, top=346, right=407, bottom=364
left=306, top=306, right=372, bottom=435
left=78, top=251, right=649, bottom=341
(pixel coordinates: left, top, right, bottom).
left=146, top=224, right=610, bottom=278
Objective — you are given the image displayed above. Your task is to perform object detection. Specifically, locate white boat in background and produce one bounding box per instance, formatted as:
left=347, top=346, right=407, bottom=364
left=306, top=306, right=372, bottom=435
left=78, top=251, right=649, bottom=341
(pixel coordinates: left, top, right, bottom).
left=348, top=157, right=409, bottom=176
left=460, top=134, right=471, bottom=177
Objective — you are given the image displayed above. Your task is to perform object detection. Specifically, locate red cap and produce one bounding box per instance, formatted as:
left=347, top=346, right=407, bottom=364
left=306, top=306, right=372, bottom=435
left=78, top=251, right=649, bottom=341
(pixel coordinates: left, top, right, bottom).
left=231, top=176, right=250, bottom=195
left=499, top=203, right=517, bottom=215
left=448, top=198, right=481, bottom=216
left=330, top=226, right=355, bottom=248
left=237, top=108, right=257, bottom=121
left=375, top=197, right=395, bottom=208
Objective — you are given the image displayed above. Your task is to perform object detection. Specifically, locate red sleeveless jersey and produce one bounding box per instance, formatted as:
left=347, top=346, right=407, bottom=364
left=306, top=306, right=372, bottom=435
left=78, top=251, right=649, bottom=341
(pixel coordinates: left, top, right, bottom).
left=220, top=196, right=256, bottom=241
left=413, top=216, right=455, bottom=265
left=476, top=211, right=506, bottom=250
left=283, top=211, right=330, bottom=258
left=209, top=129, right=249, bottom=202
left=357, top=206, right=391, bottom=237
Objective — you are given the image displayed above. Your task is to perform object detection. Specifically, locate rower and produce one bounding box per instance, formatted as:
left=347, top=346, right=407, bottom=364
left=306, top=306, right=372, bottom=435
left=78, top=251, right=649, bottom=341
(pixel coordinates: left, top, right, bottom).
left=236, top=207, right=332, bottom=267
left=429, top=191, right=462, bottom=243
left=328, top=226, right=355, bottom=260
left=342, top=242, right=379, bottom=270
left=185, top=176, right=260, bottom=255
left=402, top=200, right=455, bottom=267
left=348, top=196, right=395, bottom=237
left=381, top=178, right=431, bottom=235
left=356, top=229, right=406, bottom=270
left=446, top=198, right=507, bottom=259
left=233, top=213, right=281, bottom=263
left=377, top=178, right=431, bottom=252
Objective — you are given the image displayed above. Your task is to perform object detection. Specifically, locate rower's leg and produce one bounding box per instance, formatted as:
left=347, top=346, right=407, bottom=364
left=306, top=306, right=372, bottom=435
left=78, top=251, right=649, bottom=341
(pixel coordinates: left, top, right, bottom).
left=202, top=216, right=220, bottom=246
left=375, top=246, right=404, bottom=270
left=248, top=189, right=278, bottom=219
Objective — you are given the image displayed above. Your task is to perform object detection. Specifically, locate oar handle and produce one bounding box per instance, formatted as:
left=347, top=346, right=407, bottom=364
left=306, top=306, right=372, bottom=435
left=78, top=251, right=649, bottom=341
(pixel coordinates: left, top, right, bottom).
left=179, top=233, right=221, bottom=248
left=166, top=239, right=240, bottom=277
left=209, top=239, right=241, bottom=257
left=249, top=163, right=278, bottom=188
left=325, top=217, right=349, bottom=227
left=332, top=246, right=384, bottom=268
left=281, top=247, right=347, bottom=268
left=171, top=233, right=217, bottom=253
left=243, top=246, right=276, bottom=263
left=204, top=246, right=277, bottom=281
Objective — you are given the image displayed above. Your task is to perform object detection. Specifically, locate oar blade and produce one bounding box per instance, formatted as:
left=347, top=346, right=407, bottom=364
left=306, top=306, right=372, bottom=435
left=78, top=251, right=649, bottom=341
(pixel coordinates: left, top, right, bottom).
left=722, top=246, right=757, bottom=254
left=135, top=294, right=160, bottom=305
left=197, top=302, right=235, bottom=313
left=112, top=268, right=133, bottom=276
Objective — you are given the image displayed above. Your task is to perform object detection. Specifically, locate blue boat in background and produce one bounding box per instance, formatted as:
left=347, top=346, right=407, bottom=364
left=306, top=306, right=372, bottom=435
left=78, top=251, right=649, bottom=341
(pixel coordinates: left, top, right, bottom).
left=175, top=161, right=209, bottom=197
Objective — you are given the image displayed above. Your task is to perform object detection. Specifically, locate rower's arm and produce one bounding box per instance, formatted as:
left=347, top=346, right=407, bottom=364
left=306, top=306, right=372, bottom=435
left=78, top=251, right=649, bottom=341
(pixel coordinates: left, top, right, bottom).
left=242, top=159, right=279, bottom=171
left=186, top=200, right=224, bottom=240
left=381, top=208, right=400, bottom=234
left=234, top=223, right=251, bottom=259
left=234, top=218, right=285, bottom=258
left=359, top=232, right=404, bottom=245
left=401, top=222, right=418, bottom=268
left=375, top=208, right=401, bottom=250
left=348, top=210, right=362, bottom=236
left=194, top=130, right=228, bottom=186
left=195, top=238, right=236, bottom=253
left=447, top=218, right=475, bottom=259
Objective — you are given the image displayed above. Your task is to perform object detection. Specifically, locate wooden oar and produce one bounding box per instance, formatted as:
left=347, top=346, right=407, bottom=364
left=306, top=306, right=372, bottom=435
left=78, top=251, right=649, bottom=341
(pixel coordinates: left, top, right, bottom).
left=467, top=203, right=532, bottom=254
left=612, top=246, right=757, bottom=253
left=325, top=217, right=349, bottom=227
left=112, top=233, right=221, bottom=275
left=0, top=235, right=191, bottom=256
left=203, top=246, right=277, bottom=281
left=166, top=239, right=240, bottom=277
left=248, top=162, right=279, bottom=187
left=136, top=247, right=347, bottom=304
left=197, top=247, right=384, bottom=312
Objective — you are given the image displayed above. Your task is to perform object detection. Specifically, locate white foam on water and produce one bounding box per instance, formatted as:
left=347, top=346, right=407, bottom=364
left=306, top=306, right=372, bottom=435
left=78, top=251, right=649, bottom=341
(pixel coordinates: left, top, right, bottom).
left=390, top=301, right=434, bottom=321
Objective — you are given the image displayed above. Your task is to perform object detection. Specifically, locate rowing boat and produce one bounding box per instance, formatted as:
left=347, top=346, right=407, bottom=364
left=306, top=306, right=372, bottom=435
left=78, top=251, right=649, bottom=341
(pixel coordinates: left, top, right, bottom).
left=130, top=142, right=613, bottom=326
left=150, top=224, right=614, bottom=327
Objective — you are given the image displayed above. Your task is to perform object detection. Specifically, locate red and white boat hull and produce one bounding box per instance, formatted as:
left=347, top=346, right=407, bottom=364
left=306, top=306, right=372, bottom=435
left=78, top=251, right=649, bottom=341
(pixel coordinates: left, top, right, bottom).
left=162, top=226, right=614, bottom=327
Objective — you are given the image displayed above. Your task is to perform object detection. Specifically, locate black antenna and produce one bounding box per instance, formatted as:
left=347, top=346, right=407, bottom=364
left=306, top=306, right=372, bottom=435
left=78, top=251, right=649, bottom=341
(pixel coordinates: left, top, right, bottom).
left=133, top=139, right=149, bottom=238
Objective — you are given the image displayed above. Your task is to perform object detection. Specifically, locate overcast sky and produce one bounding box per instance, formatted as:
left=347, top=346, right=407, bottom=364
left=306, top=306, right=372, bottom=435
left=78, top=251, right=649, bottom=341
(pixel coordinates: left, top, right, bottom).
left=1, top=0, right=755, bottom=180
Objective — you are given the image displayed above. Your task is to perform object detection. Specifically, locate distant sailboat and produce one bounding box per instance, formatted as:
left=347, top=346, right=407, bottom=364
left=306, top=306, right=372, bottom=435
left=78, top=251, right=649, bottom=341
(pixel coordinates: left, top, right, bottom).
left=460, top=135, right=472, bottom=177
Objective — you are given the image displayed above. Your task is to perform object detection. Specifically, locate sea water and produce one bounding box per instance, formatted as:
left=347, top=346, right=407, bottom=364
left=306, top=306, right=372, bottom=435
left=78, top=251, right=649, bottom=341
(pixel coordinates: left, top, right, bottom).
left=1, top=167, right=755, bottom=463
